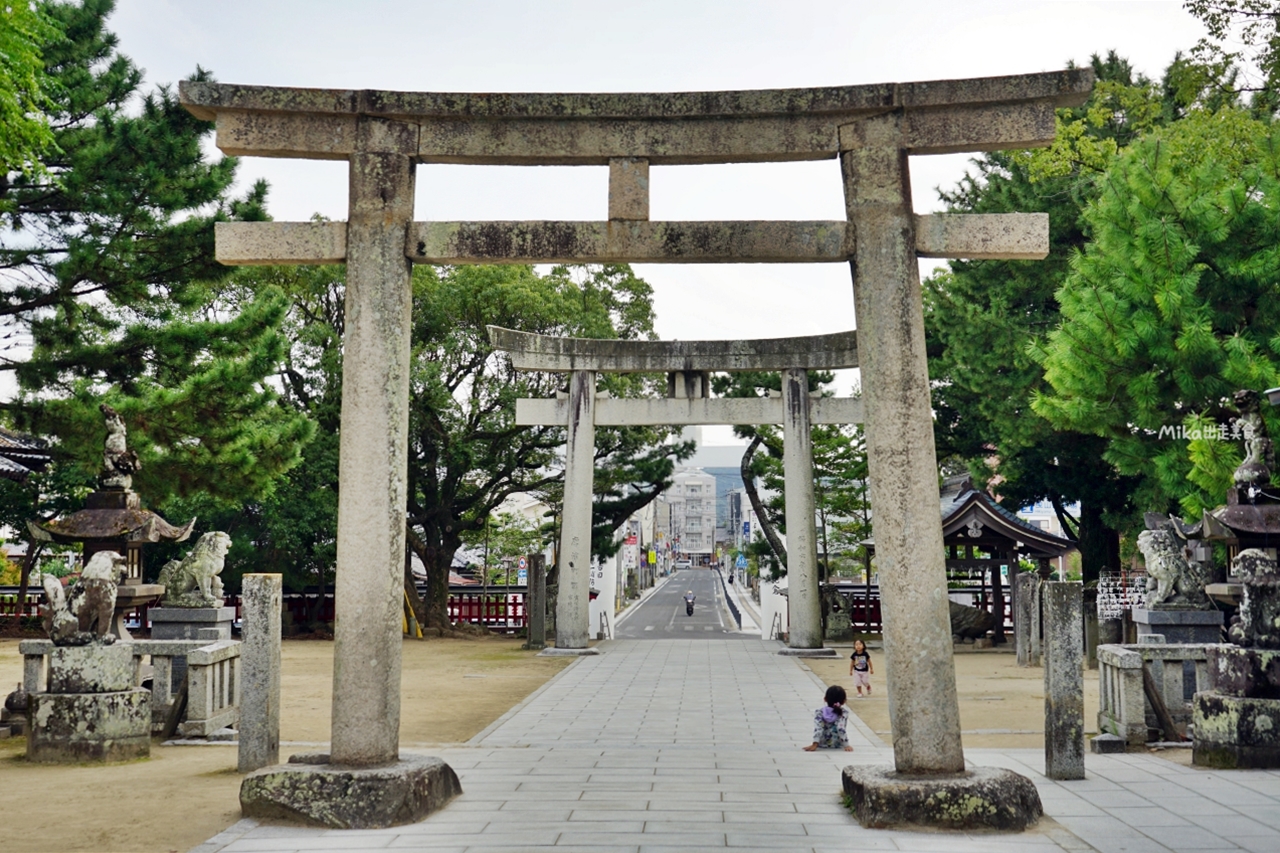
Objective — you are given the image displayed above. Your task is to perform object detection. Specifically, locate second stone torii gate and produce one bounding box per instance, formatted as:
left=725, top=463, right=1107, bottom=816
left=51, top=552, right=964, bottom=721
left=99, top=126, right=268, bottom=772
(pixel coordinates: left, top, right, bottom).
left=488, top=326, right=864, bottom=655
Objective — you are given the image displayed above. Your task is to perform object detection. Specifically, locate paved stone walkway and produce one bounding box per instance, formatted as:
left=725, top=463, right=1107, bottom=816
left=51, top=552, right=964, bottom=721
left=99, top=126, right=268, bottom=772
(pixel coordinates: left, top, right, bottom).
left=196, top=640, right=1280, bottom=853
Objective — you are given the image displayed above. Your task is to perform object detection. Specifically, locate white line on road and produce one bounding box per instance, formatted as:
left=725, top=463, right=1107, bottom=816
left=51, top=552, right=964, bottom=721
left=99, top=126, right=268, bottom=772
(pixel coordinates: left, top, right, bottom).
left=644, top=625, right=653, bottom=631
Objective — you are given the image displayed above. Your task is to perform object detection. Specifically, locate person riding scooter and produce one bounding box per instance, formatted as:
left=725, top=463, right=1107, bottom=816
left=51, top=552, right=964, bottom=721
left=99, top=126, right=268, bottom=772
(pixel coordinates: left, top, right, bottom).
left=684, top=591, right=696, bottom=616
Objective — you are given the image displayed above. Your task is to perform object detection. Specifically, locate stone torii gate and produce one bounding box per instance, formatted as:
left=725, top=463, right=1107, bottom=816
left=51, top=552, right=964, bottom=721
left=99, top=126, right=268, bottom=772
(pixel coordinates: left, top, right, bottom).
left=488, top=326, right=864, bottom=655
left=181, top=68, right=1091, bottom=828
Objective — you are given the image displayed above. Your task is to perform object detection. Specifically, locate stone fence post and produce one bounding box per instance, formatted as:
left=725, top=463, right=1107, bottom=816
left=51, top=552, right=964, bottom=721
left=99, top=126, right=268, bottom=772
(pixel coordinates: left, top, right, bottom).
left=238, top=573, right=282, bottom=773
left=1043, top=581, right=1084, bottom=780
left=1015, top=572, right=1041, bottom=667
left=525, top=553, right=546, bottom=650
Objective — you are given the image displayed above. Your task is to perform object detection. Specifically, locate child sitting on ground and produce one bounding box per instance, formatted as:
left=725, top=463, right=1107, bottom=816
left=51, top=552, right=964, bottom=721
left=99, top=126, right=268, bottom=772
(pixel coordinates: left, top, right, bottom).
left=849, top=638, right=873, bottom=697
left=803, top=685, right=853, bottom=751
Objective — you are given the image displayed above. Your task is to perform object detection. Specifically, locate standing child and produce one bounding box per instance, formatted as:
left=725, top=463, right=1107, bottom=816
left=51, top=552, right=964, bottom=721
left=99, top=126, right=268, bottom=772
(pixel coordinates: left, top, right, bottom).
left=849, top=639, right=873, bottom=697
left=803, top=685, right=853, bottom=751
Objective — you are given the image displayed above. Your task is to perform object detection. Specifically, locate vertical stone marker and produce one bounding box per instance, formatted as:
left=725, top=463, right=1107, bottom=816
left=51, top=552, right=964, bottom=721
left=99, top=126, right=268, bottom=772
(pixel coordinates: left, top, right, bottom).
left=1043, top=581, right=1085, bottom=779
left=1016, top=572, right=1041, bottom=667
left=238, top=573, right=281, bottom=773
left=524, top=553, right=546, bottom=650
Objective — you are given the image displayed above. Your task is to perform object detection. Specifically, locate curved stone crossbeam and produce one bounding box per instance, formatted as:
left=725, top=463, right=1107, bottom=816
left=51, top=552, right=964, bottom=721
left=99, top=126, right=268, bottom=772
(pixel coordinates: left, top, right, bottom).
left=487, top=325, right=857, bottom=372
left=180, top=71, right=1091, bottom=163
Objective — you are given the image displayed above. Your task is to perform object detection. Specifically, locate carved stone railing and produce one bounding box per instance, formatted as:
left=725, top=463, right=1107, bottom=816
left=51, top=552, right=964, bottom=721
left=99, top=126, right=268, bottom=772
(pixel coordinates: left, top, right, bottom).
left=20, top=637, right=241, bottom=736
left=180, top=640, right=240, bottom=736
left=1097, top=641, right=1219, bottom=746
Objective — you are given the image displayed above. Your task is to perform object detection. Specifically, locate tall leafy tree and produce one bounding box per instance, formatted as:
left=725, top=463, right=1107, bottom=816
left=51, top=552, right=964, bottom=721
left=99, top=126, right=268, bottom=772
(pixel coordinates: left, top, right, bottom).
left=924, top=53, right=1198, bottom=579
left=0, top=0, right=61, bottom=182
left=1033, top=108, right=1280, bottom=518
left=1185, top=0, right=1280, bottom=111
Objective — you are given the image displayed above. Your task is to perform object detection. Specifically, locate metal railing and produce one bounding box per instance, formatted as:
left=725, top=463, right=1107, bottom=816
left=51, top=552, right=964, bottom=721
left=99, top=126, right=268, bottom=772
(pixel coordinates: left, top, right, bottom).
left=715, top=568, right=741, bottom=629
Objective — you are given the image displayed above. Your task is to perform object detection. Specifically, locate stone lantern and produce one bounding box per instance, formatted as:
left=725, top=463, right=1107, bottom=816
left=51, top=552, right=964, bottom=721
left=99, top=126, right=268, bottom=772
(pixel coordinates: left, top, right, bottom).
left=28, top=405, right=195, bottom=638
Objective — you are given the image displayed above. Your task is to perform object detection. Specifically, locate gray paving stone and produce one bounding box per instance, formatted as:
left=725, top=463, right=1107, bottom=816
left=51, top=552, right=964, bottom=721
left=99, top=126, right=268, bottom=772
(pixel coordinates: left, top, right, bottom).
left=189, top=640, right=1280, bottom=853
left=1140, top=825, right=1247, bottom=850
left=1185, top=813, right=1278, bottom=836
left=1103, top=806, right=1192, bottom=827
left=1226, top=836, right=1280, bottom=853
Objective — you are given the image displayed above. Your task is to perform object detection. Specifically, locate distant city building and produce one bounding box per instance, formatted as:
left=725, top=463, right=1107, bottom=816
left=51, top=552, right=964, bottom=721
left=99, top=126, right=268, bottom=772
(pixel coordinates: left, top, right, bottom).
left=660, top=468, right=717, bottom=562
left=1017, top=499, right=1079, bottom=540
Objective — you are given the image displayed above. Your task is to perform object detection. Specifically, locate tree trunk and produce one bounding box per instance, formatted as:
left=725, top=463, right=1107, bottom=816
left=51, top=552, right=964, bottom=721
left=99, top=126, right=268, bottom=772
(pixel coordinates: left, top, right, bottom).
left=406, top=524, right=453, bottom=632
left=402, top=548, right=426, bottom=640
left=1076, top=501, right=1119, bottom=584
left=12, top=540, right=44, bottom=628
left=741, top=435, right=787, bottom=568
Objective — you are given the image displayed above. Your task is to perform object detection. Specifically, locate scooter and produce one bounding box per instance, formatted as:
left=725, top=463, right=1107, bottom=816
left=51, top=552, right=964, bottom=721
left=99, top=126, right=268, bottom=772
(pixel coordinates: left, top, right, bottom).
left=684, top=594, right=695, bottom=616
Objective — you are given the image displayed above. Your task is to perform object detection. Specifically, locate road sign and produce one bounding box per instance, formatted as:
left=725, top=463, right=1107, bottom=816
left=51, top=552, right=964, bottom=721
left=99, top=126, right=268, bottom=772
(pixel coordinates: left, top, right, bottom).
left=517, top=556, right=527, bottom=570
left=743, top=521, right=750, bottom=536
left=736, top=554, right=747, bottom=569
left=517, top=568, right=528, bottom=585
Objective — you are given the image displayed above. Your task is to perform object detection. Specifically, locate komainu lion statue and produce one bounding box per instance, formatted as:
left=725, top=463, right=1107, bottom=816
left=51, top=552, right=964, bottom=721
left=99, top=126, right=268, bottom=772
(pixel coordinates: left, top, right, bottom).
left=158, top=531, right=231, bottom=608
left=1136, top=528, right=1209, bottom=610
left=42, top=550, right=127, bottom=645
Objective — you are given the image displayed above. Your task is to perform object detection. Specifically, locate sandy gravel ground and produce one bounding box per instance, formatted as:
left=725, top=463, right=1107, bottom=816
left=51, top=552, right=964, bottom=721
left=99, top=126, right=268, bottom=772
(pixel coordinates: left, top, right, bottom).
left=805, top=647, right=1102, bottom=749
left=0, top=636, right=571, bottom=853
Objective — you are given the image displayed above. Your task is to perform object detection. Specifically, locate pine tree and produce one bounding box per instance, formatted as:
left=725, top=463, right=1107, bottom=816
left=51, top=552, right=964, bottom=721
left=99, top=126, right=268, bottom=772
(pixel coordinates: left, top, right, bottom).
left=1033, top=108, right=1280, bottom=518
left=0, top=0, right=310, bottom=504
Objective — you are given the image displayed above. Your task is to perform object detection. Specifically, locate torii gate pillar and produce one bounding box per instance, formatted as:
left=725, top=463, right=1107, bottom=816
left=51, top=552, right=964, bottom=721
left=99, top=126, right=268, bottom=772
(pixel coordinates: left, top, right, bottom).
left=551, top=370, right=599, bottom=654
left=842, top=114, right=963, bottom=773
left=781, top=367, right=822, bottom=650
left=331, top=147, right=415, bottom=766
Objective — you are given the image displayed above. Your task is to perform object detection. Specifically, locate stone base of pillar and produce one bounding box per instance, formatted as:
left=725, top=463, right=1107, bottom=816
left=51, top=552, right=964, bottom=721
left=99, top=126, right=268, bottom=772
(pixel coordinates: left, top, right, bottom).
left=841, top=765, right=1042, bottom=831
left=1193, top=693, right=1280, bottom=769
left=1132, top=607, right=1223, bottom=644
left=777, top=647, right=838, bottom=658
left=239, top=753, right=462, bottom=829
left=538, top=647, right=600, bottom=657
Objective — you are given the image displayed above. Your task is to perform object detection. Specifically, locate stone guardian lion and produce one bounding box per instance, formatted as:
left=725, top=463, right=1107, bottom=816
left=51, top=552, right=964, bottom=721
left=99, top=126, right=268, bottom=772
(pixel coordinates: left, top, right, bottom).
left=158, top=531, right=232, bottom=608
left=1136, top=528, right=1209, bottom=610
left=42, top=550, right=127, bottom=645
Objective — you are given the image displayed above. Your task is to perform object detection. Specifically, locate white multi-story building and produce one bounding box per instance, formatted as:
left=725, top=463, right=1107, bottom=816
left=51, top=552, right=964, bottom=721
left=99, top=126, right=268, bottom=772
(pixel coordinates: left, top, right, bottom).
left=660, top=468, right=717, bottom=563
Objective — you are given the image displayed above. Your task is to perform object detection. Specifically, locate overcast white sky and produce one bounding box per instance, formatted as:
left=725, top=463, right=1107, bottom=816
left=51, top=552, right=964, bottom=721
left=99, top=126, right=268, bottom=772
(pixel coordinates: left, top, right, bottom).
left=107, top=0, right=1206, bottom=440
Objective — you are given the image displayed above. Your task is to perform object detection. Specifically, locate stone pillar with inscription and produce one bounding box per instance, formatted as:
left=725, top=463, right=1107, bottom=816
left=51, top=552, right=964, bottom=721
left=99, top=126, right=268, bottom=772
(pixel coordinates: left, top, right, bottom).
left=779, top=367, right=829, bottom=654
left=1043, top=581, right=1085, bottom=779
left=547, top=370, right=599, bottom=655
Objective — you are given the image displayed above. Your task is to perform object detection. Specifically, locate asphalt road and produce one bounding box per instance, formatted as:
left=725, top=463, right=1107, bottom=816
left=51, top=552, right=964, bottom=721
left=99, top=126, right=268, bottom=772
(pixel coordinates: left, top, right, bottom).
left=614, top=568, right=750, bottom=639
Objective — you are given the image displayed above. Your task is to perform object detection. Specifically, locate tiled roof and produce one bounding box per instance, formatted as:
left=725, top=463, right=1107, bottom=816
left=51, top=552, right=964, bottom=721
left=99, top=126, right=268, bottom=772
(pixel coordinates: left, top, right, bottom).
left=0, top=427, right=51, bottom=482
